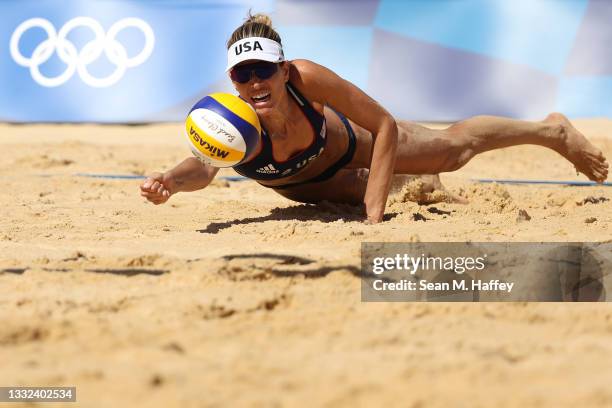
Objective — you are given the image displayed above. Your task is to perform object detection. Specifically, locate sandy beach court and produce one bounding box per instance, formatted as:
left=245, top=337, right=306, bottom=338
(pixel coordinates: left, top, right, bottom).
left=1, top=120, right=612, bottom=407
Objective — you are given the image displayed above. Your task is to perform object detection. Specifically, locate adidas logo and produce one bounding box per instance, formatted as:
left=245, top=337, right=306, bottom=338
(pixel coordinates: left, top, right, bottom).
left=256, top=164, right=279, bottom=174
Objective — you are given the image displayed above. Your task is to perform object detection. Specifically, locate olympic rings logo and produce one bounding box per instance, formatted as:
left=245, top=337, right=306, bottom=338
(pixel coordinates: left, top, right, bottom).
left=10, top=17, right=155, bottom=88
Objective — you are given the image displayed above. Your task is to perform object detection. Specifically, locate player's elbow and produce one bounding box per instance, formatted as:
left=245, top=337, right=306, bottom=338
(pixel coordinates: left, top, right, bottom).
left=380, top=115, right=398, bottom=146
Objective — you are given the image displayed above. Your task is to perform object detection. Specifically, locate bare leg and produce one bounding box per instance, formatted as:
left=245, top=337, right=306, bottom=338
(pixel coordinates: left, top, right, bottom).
left=275, top=113, right=609, bottom=207
left=394, top=113, right=609, bottom=182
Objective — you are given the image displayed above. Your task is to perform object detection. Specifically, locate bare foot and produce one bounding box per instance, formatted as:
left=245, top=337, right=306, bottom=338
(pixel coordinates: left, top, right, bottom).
left=545, top=113, right=609, bottom=182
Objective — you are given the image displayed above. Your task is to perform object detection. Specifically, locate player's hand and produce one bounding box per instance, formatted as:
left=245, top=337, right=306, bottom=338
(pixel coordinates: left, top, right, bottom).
left=140, top=172, right=172, bottom=205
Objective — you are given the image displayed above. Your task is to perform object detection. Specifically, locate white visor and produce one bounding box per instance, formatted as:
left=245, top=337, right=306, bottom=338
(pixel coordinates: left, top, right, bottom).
left=226, top=37, right=285, bottom=71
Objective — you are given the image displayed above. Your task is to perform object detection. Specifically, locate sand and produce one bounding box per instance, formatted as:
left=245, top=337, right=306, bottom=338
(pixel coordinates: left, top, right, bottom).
left=1, top=120, right=612, bottom=408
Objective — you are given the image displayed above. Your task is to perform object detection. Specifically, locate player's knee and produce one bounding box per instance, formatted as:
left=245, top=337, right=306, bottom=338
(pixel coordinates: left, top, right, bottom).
left=449, top=148, right=475, bottom=171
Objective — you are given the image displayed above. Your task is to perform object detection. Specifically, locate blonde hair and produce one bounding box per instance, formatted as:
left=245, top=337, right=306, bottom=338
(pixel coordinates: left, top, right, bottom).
left=227, top=11, right=282, bottom=49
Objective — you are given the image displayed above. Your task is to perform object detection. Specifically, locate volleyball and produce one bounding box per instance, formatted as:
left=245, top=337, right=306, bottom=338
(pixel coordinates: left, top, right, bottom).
left=185, top=93, right=261, bottom=167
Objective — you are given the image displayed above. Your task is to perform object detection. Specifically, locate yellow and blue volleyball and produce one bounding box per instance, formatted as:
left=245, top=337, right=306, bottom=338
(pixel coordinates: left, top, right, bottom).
left=185, top=93, right=261, bottom=167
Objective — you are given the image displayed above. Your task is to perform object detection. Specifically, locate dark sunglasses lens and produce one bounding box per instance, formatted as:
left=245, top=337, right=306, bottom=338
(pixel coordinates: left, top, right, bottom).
left=253, top=63, right=278, bottom=80
left=230, top=67, right=251, bottom=83
left=230, top=62, right=278, bottom=83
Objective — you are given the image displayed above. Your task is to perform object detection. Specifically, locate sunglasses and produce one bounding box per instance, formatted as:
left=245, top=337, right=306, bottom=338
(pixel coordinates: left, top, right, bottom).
left=230, top=61, right=279, bottom=84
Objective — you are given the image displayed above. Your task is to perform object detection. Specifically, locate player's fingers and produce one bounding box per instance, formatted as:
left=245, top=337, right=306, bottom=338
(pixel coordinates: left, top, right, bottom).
left=141, top=178, right=154, bottom=190
left=142, top=192, right=164, bottom=203
left=140, top=189, right=157, bottom=197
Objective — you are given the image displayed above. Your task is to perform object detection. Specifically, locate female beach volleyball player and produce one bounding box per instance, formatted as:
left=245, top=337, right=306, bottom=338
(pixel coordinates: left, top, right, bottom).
left=140, top=13, right=608, bottom=224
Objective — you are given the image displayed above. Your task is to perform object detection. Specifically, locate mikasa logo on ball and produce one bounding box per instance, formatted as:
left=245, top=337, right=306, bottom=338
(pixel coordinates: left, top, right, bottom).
left=189, top=127, right=230, bottom=159
left=185, top=107, right=248, bottom=167
left=186, top=93, right=261, bottom=168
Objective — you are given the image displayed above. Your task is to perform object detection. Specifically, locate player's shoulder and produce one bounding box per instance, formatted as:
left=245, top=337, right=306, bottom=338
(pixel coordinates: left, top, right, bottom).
left=288, top=59, right=330, bottom=82
left=284, top=60, right=327, bottom=112
left=287, top=59, right=352, bottom=108
left=289, top=59, right=321, bottom=73
left=288, top=59, right=340, bottom=94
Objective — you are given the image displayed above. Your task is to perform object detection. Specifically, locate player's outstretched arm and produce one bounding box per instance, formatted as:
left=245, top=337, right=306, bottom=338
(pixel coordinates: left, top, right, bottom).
left=140, top=157, right=219, bottom=205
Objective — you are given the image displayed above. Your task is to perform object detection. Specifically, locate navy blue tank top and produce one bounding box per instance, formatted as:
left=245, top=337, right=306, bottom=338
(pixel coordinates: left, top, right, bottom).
left=233, top=82, right=326, bottom=180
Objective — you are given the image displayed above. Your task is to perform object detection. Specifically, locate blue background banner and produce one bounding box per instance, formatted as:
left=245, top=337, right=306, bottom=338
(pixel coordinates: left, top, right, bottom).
left=1, top=0, right=611, bottom=122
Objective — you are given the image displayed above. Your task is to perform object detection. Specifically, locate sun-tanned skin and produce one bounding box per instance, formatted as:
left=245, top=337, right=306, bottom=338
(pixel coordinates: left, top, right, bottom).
left=140, top=59, right=609, bottom=223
